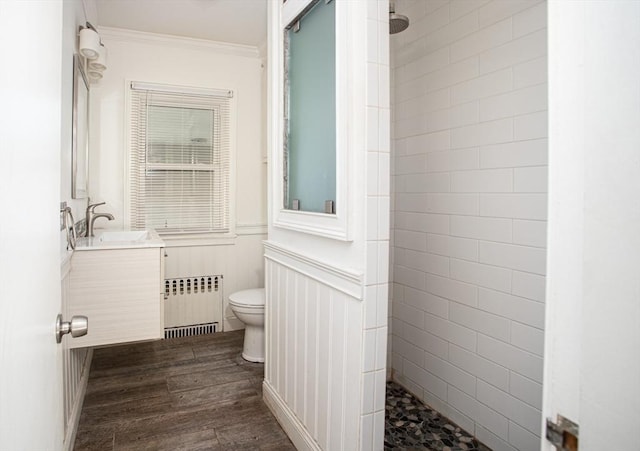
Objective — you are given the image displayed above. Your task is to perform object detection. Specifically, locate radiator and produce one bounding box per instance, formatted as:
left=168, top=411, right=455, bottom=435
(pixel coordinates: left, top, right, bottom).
left=164, top=275, right=222, bottom=338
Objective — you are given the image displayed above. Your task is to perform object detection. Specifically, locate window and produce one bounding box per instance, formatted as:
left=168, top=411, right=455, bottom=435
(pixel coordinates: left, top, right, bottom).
left=129, top=82, right=232, bottom=234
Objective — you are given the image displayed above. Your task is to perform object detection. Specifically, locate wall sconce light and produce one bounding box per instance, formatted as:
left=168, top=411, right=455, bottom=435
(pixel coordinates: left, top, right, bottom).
left=79, top=23, right=100, bottom=60
left=78, top=22, right=107, bottom=83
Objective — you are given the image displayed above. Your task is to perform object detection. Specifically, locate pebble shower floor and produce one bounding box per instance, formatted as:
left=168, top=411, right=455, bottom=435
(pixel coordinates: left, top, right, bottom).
left=385, top=381, right=491, bottom=450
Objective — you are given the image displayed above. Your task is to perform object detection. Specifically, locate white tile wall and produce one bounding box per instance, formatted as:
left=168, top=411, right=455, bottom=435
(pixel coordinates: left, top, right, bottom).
left=391, top=1, right=546, bottom=450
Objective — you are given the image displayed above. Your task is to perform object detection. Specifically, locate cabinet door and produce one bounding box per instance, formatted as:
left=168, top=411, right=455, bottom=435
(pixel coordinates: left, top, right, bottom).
left=68, top=248, right=164, bottom=348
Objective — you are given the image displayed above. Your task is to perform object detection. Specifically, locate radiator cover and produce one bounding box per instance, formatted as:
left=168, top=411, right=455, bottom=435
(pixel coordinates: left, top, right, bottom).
left=164, top=275, right=222, bottom=338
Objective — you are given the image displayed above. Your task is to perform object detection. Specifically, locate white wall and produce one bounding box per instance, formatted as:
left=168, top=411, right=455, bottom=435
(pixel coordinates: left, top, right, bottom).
left=92, top=28, right=267, bottom=330
left=390, top=1, right=547, bottom=450
left=544, top=1, right=640, bottom=449
left=264, top=1, right=390, bottom=449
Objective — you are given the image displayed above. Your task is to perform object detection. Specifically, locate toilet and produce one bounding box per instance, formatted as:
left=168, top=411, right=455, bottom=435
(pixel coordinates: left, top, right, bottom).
left=228, top=288, right=265, bottom=363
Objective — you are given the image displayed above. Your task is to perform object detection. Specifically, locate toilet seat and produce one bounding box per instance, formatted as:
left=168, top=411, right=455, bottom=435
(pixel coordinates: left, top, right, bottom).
left=229, top=288, right=265, bottom=308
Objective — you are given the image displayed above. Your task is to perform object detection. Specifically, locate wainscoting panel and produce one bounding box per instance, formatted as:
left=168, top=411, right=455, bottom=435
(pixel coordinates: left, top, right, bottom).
left=61, top=256, right=92, bottom=451
left=264, top=244, right=364, bottom=450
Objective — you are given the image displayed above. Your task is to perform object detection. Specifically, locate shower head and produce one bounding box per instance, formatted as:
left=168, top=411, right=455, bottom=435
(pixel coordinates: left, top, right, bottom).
left=389, top=4, right=409, bottom=34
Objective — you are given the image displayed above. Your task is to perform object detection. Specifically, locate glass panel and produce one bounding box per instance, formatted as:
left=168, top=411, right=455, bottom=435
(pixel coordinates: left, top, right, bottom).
left=285, top=0, right=336, bottom=213
left=147, top=105, right=214, bottom=165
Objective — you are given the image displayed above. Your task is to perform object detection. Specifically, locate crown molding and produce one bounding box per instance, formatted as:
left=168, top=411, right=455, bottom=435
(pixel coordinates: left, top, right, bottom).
left=98, top=26, right=260, bottom=59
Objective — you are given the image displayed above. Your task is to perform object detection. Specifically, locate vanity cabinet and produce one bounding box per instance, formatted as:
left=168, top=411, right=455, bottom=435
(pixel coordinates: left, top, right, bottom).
left=68, top=246, right=165, bottom=348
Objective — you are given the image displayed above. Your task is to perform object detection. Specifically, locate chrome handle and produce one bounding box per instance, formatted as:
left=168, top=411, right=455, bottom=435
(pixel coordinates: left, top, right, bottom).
left=55, top=314, right=88, bottom=343
left=87, top=201, right=106, bottom=212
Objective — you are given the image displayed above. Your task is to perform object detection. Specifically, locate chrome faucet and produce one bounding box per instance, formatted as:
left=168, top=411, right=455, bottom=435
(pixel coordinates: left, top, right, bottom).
left=85, top=201, right=115, bottom=237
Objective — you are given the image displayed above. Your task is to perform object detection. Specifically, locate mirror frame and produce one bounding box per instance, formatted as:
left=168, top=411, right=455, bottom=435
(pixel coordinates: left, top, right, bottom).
left=72, top=54, right=89, bottom=199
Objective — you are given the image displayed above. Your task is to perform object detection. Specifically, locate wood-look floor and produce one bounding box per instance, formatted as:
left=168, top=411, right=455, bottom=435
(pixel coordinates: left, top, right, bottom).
left=74, top=330, right=295, bottom=450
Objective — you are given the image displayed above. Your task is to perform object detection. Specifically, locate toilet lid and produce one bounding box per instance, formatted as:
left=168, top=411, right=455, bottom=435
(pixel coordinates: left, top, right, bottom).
left=229, top=288, right=265, bottom=307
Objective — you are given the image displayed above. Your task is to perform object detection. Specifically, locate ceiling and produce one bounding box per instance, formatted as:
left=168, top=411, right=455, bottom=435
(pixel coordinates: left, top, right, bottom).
left=95, top=0, right=268, bottom=47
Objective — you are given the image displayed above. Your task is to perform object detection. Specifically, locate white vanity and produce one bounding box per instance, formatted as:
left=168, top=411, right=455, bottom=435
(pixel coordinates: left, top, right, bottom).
left=67, top=230, right=165, bottom=348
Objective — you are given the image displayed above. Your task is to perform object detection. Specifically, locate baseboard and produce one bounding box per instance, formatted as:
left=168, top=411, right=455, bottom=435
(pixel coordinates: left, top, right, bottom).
left=262, top=380, right=321, bottom=451
left=63, top=348, right=93, bottom=451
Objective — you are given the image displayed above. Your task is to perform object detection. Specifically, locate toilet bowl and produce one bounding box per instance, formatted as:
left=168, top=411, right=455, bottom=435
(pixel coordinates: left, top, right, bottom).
left=228, top=288, right=265, bottom=363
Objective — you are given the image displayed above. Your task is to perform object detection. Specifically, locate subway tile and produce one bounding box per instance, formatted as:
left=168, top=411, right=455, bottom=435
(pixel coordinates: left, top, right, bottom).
left=376, top=284, right=389, bottom=327
left=367, top=107, right=380, bottom=151
left=427, top=148, right=480, bottom=173
left=476, top=425, right=518, bottom=451
left=424, top=58, right=480, bottom=93
left=449, top=301, right=510, bottom=341
left=395, top=113, right=428, bottom=138
left=361, top=372, right=375, bottom=414
left=359, top=414, right=373, bottom=451
left=364, top=285, right=377, bottom=329
left=514, top=166, right=548, bottom=193
left=479, top=29, right=547, bottom=74
left=451, top=18, right=512, bottom=62
left=395, top=193, right=428, bottom=213
left=394, top=229, right=427, bottom=251
left=395, top=299, right=424, bottom=329
left=394, top=212, right=450, bottom=234
left=373, top=410, right=385, bottom=450
left=366, top=241, right=379, bottom=285
left=450, top=258, right=512, bottom=293
left=367, top=151, right=379, bottom=194
left=367, top=62, right=380, bottom=107
left=444, top=405, right=477, bottom=436
left=477, top=0, right=542, bottom=27
left=511, top=270, right=545, bottom=302
left=451, top=67, right=513, bottom=105
left=479, top=288, right=545, bottom=329
left=424, top=351, right=477, bottom=396
left=510, top=322, right=544, bottom=356
left=393, top=336, right=424, bottom=368
left=477, top=380, right=542, bottom=437
left=404, top=172, right=451, bottom=192
left=379, top=152, right=391, bottom=194
left=450, top=0, right=491, bottom=21
left=509, top=372, right=543, bottom=410
left=480, top=193, right=547, bottom=220
left=514, top=111, right=547, bottom=140
left=451, top=168, right=513, bottom=193
left=366, top=196, right=378, bottom=241
left=513, top=1, right=547, bottom=38
left=405, top=129, right=451, bottom=154
left=375, top=327, right=388, bottom=370
left=378, top=20, right=390, bottom=66
left=418, top=2, right=451, bottom=38
left=363, top=329, right=376, bottom=372
left=404, top=286, right=450, bottom=319
left=479, top=241, right=546, bottom=275
left=374, top=369, right=386, bottom=411
left=427, top=233, right=479, bottom=262
left=449, top=343, right=509, bottom=391
left=404, top=360, right=448, bottom=401
left=448, top=386, right=509, bottom=440
left=396, top=47, right=449, bottom=86
left=480, top=83, right=547, bottom=122
left=425, top=312, right=477, bottom=351
left=402, top=249, right=450, bottom=277
left=426, top=193, right=480, bottom=215
left=379, top=65, right=391, bottom=109
left=478, top=334, right=543, bottom=382
left=513, top=56, right=547, bottom=89
left=378, top=196, right=391, bottom=240
left=367, top=19, right=379, bottom=63
left=479, top=139, right=548, bottom=169
left=379, top=108, right=391, bottom=152
left=424, top=10, right=480, bottom=55
left=377, top=241, right=390, bottom=283
left=403, top=322, right=449, bottom=359
left=450, top=118, right=513, bottom=149
left=509, top=421, right=540, bottom=451
left=395, top=154, right=427, bottom=174
left=513, top=219, right=547, bottom=248
left=426, top=273, right=479, bottom=308
left=450, top=215, right=512, bottom=243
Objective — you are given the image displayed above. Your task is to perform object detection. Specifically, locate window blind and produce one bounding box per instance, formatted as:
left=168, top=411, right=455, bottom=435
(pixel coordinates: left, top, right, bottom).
left=130, top=83, right=232, bottom=233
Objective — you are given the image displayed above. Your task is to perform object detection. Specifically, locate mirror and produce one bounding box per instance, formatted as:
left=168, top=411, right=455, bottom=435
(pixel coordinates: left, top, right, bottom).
left=72, top=54, right=89, bottom=199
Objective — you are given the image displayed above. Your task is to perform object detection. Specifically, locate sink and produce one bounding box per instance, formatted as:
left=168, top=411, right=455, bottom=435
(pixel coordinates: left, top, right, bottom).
left=97, top=230, right=149, bottom=243
left=75, top=229, right=164, bottom=250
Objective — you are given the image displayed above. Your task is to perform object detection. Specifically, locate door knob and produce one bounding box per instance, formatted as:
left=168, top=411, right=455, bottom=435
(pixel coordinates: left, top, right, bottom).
left=56, top=314, right=88, bottom=343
